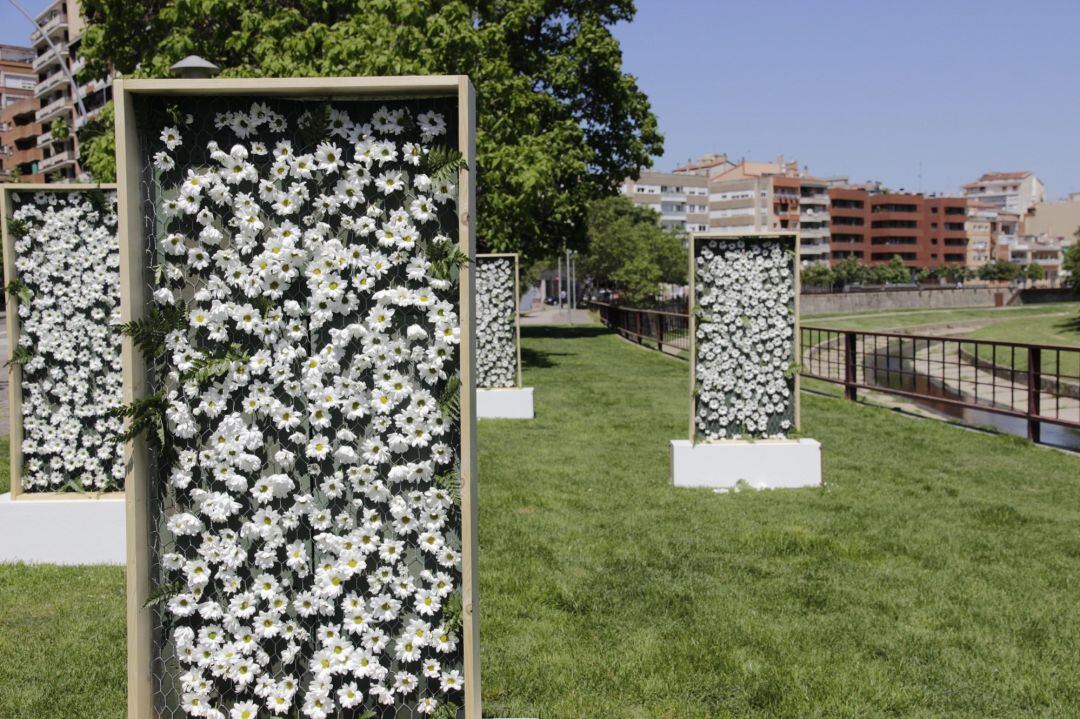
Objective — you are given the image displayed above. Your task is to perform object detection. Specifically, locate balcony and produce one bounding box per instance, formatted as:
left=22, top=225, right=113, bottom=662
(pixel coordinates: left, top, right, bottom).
left=35, top=71, right=66, bottom=97
left=39, top=149, right=75, bottom=172
left=32, top=47, right=66, bottom=72
left=30, top=12, right=67, bottom=44
left=35, top=130, right=53, bottom=148
left=74, top=106, right=104, bottom=130
left=35, top=96, right=69, bottom=124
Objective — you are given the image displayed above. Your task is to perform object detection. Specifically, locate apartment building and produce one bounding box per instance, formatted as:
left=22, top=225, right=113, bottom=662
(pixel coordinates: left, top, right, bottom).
left=1025, top=195, right=1080, bottom=244
left=31, top=0, right=112, bottom=179
left=672, top=153, right=735, bottom=177
left=962, top=171, right=1045, bottom=214
left=827, top=187, right=968, bottom=268
left=706, top=158, right=830, bottom=263
left=1000, top=236, right=1067, bottom=280
left=0, top=45, right=41, bottom=180
left=620, top=171, right=710, bottom=233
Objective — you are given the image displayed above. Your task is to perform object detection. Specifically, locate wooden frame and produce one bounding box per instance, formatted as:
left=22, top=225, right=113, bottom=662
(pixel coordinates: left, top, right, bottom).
left=475, top=252, right=523, bottom=389
left=114, top=76, right=480, bottom=719
left=0, top=182, right=123, bottom=501
left=688, top=231, right=801, bottom=444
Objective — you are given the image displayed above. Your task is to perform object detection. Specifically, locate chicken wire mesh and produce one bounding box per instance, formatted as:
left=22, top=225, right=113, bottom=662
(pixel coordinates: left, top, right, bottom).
left=6, top=188, right=125, bottom=492
left=474, top=255, right=518, bottom=389
left=130, top=90, right=468, bottom=719
left=693, top=237, right=797, bottom=441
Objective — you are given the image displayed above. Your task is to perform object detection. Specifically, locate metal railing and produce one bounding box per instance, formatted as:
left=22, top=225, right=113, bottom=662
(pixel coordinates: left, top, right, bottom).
left=591, top=300, right=1080, bottom=446
left=590, top=301, right=691, bottom=354
left=801, top=326, right=1080, bottom=444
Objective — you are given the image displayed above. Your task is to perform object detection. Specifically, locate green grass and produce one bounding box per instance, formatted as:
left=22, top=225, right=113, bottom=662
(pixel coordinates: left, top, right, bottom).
left=965, top=313, right=1080, bottom=377
left=806, top=301, right=1080, bottom=333
left=3, top=326, right=1080, bottom=717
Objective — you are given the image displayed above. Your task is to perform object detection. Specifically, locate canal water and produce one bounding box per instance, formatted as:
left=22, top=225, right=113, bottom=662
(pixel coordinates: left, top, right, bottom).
left=865, top=338, right=1080, bottom=452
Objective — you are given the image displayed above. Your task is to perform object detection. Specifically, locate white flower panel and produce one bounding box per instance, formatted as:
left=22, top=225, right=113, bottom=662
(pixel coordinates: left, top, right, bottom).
left=694, top=238, right=796, bottom=441
left=475, top=256, right=517, bottom=389
left=9, top=189, right=124, bottom=491
left=139, top=97, right=466, bottom=718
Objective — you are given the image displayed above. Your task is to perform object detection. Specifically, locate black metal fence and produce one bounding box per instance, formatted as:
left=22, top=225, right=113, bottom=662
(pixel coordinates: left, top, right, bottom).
left=590, top=301, right=690, bottom=354
left=590, top=301, right=1080, bottom=446
left=800, top=327, right=1080, bottom=443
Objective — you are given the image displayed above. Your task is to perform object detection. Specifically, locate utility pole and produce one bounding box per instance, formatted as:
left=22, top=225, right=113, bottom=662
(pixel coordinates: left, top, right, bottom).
left=556, top=253, right=563, bottom=310
left=565, top=247, right=572, bottom=324
left=7, top=0, right=87, bottom=176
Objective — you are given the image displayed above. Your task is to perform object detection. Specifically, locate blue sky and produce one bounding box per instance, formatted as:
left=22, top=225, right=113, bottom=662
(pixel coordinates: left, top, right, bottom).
left=3, top=0, right=1077, bottom=197
left=614, top=0, right=1080, bottom=197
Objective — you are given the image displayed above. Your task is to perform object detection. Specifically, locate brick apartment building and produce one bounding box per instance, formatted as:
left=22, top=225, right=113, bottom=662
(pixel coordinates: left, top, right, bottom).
left=705, top=158, right=831, bottom=263
left=0, top=45, right=41, bottom=180
left=827, top=187, right=969, bottom=268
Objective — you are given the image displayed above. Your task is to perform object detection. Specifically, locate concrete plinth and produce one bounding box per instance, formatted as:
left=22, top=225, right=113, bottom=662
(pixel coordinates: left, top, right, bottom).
left=0, top=492, right=126, bottom=564
left=477, top=387, right=535, bottom=419
left=671, top=438, right=822, bottom=490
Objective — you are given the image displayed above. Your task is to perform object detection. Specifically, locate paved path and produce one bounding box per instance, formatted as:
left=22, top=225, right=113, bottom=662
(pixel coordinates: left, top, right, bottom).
left=520, top=305, right=593, bottom=326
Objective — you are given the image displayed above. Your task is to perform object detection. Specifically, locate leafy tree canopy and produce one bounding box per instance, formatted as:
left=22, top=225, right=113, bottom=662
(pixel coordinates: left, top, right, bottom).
left=78, top=0, right=663, bottom=262
left=1064, top=230, right=1080, bottom=291
left=579, top=195, right=685, bottom=304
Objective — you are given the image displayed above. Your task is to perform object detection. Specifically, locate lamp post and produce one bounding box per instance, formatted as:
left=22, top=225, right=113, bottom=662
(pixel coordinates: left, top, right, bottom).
left=170, top=56, right=221, bottom=79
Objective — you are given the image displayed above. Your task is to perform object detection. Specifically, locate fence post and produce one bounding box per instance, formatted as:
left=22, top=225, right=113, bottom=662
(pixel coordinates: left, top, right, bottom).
left=1027, top=346, right=1041, bottom=443
left=636, top=310, right=643, bottom=343
left=844, top=331, right=858, bottom=401
left=657, top=314, right=665, bottom=353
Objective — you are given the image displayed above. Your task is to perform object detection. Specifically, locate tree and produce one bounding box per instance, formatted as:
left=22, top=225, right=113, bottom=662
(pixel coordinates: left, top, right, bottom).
left=1024, top=262, right=1045, bottom=284
left=76, top=0, right=662, bottom=262
left=866, top=255, right=910, bottom=285
left=831, top=257, right=866, bottom=287
left=977, top=260, right=1023, bottom=282
left=1063, top=230, right=1080, bottom=291
left=800, top=263, right=834, bottom=289
left=579, top=196, right=685, bottom=304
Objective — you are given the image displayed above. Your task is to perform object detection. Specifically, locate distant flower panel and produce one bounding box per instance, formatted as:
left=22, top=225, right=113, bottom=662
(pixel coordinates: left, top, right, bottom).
left=695, top=238, right=796, bottom=441
left=9, top=190, right=124, bottom=491
left=475, top=256, right=517, bottom=388
left=143, top=97, right=465, bottom=718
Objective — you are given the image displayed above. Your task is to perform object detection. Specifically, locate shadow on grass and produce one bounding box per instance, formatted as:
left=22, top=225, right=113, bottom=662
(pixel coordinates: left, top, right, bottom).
left=519, top=326, right=612, bottom=370
left=1054, top=314, right=1080, bottom=334
left=521, top=325, right=611, bottom=340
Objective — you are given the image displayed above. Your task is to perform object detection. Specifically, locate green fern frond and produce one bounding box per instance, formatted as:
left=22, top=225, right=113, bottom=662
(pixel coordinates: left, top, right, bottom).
left=184, top=344, right=249, bottom=385
left=421, top=145, right=468, bottom=188
left=6, top=277, right=31, bottom=306
left=119, top=302, right=187, bottom=359
left=299, top=103, right=331, bottom=150
left=5, top=345, right=32, bottom=369
left=438, top=375, right=461, bottom=424
left=143, top=581, right=182, bottom=609
left=426, top=239, right=470, bottom=283
left=443, top=592, right=464, bottom=635
left=6, top=217, right=29, bottom=239
left=434, top=471, right=461, bottom=505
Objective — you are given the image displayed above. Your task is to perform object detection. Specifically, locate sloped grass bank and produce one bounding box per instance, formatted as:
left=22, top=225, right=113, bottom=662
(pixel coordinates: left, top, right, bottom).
left=1, top=327, right=1080, bottom=717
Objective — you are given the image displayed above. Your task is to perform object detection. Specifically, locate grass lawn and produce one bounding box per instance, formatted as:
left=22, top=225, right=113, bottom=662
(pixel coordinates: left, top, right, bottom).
left=4, top=325, right=1080, bottom=717
left=964, top=313, right=1080, bottom=377
left=806, top=301, right=1080, bottom=333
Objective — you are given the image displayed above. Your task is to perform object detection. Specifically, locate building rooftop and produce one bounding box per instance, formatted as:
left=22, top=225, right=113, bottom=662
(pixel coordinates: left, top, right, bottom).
left=963, top=171, right=1034, bottom=188
left=672, top=153, right=731, bottom=174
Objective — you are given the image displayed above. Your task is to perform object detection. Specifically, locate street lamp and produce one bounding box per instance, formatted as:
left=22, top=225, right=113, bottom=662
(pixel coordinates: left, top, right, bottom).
left=170, top=56, right=221, bottom=80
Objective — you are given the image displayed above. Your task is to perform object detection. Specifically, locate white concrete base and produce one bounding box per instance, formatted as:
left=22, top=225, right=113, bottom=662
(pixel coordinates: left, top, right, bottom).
left=477, top=387, right=535, bottom=419
left=670, top=438, right=822, bottom=490
left=0, top=492, right=126, bottom=564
